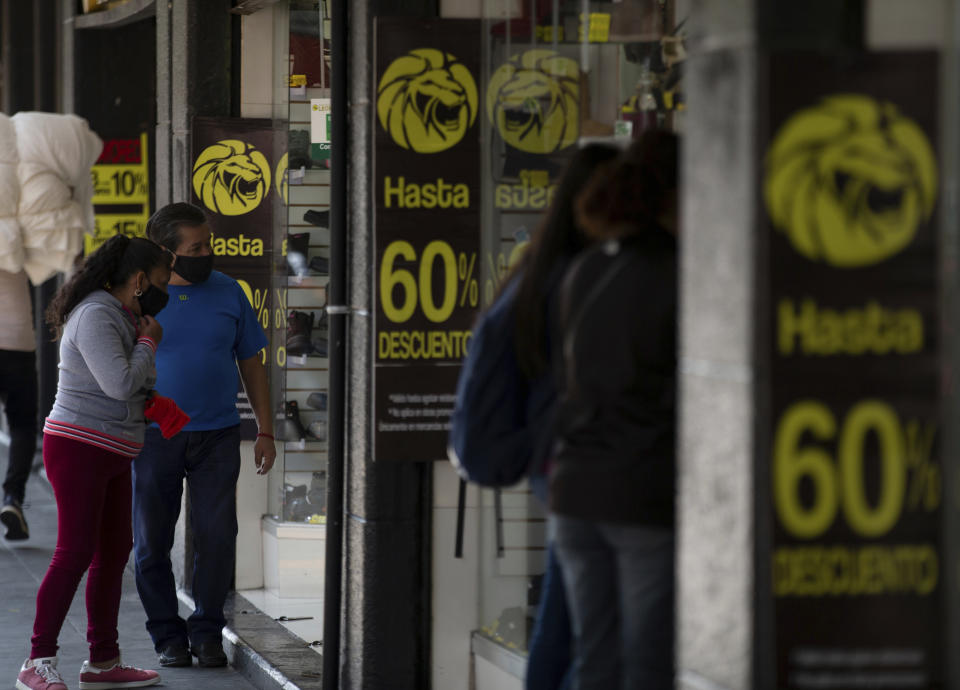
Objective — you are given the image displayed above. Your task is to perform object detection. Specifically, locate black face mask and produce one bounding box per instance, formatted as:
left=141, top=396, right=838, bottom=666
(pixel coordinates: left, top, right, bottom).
left=137, top=283, right=170, bottom=317
left=173, top=254, right=214, bottom=284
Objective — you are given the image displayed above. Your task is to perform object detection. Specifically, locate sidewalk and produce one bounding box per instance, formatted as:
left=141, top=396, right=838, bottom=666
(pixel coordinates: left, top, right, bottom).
left=0, top=449, right=255, bottom=689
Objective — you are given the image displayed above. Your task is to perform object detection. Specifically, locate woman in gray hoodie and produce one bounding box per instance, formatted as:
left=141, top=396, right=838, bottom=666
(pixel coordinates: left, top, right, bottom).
left=16, top=235, right=172, bottom=690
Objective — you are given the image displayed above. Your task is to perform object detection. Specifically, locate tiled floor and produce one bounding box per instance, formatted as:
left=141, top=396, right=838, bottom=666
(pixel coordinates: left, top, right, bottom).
left=237, top=588, right=324, bottom=654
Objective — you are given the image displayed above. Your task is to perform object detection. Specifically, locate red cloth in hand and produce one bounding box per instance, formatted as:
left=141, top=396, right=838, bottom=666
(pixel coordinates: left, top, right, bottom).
left=144, top=394, right=190, bottom=439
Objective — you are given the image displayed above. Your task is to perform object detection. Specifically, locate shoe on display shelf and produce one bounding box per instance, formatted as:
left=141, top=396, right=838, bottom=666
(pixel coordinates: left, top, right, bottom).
left=308, top=255, right=329, bottom=275
left=288, top=129, right=313, bottom=170
left=287, top=233, right=310, bottom=277
left=308, top=419, right=327, bottom=442
left=303, top=209, right=329, bottom=228
left=307, top=391, right=328, bottom=411
left=286, top=310, right=315, bottom=357
left=277, top=400, right=309, bottom=442
left=283, top=484, right=308, bottom=521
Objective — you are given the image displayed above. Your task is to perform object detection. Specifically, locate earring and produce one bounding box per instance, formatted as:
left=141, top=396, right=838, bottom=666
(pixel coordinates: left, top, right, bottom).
left=134, top=288, right=143, bottom=297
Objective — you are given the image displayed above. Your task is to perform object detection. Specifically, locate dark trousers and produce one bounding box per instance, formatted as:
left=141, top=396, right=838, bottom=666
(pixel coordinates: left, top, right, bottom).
left=554, top=516, right=675, bottom=690
left=33, top=434, right=132, bottom=662
left=0, top=349, right=37, bottom=503
left=132, top=425, right=241, bottom=650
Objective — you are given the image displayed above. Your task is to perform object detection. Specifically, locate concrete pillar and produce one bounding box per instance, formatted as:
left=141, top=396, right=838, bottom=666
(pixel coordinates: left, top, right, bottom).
left=676, top=2, right=758, bottom=687
left=154, top=0, right=234, bottom=591
left=679, top=2, right=955, bottom=688
left=339, top=2, right=437, bottom=688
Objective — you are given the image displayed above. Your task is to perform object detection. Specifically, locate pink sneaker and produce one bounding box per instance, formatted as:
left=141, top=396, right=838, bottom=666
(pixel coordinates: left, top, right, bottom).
left=16, top=657, right=67, bottom=690
left=77, top=659, right=159, bottom=690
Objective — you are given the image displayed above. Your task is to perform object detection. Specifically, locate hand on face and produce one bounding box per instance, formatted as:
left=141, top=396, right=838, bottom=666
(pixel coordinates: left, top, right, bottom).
left=139, top=314, right=163, bottom=343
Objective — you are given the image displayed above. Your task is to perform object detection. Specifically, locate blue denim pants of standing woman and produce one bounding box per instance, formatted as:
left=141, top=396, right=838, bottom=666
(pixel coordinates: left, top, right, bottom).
left=554, top=515, right=675, bottom=690
left=526, top=536, right=573, bottom=690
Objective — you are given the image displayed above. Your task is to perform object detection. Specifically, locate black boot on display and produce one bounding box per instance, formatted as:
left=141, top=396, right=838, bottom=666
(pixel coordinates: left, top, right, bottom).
left=303, top=209, right=329, bottom=228
left=287, top=232, right=310, bottom=277
left=288, top=129, right=313, bottom=170
left=286, top=310, right=314, bottom=356
left=278, top=400, right=309, bottom=442
left=308, top=255, right=329, bottom=275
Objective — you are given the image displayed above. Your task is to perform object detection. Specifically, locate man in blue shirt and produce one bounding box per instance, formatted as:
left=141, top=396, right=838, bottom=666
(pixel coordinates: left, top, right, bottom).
left=135, top=202, right=276, bottom=668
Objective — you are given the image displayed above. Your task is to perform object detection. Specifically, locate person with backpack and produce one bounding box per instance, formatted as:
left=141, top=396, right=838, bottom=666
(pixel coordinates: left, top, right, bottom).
left=16, top=235, right=180, bottom=690
left=449, top=144, right=619, bottom=690
left=550, top=130, right=679, bottom=690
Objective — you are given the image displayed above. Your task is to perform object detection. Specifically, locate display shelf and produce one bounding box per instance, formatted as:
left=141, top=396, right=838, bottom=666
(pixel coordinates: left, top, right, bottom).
left=472, top=631, right=526, bottom=680
left=277, top=37, right=331, bottom=527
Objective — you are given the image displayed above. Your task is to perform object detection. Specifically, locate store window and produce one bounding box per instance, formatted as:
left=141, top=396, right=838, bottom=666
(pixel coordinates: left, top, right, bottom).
left=428, top=1, right=684, bottom=687
left=235, top=0, right=331, bottom=653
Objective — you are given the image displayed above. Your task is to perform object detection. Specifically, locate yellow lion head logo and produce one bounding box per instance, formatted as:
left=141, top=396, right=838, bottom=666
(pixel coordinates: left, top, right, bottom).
left=377, top=49, right=478, bottom=153
left=487, top=50, right=579, bottom=154
left=765, top=95, right=937, bottom=267
left=192, top=140, right=271, bottom=216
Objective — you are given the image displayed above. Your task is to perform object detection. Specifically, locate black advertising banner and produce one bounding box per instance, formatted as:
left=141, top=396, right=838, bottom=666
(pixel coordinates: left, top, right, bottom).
left=192, top=117, right=283, bottom=437
left=763, top=53, right=941, bottom=688
left=374, top=18, right=482, bottom=461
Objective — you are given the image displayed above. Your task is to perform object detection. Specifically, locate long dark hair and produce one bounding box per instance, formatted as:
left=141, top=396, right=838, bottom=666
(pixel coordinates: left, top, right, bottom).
left=577, top=130, right=678, bottom=240
left=513, top=144, right=620, bottom=378
left=45, top=235, right=172, bottom=339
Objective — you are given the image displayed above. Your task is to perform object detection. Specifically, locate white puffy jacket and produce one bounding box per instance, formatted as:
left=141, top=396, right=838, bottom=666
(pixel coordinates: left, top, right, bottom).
left=0, top=112, right=102, bottom=285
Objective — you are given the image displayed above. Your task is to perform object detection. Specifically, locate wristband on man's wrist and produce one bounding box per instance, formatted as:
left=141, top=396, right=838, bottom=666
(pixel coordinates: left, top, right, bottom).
left=256, top=432, right=274, bottom=441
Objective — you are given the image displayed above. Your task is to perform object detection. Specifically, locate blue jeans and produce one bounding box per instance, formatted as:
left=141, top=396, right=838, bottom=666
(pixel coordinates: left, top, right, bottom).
left=132, top=425, right=241, bottom=650
left=554, top=516, right=675, bottom=690
left=526, top=538, right=573, bottom=690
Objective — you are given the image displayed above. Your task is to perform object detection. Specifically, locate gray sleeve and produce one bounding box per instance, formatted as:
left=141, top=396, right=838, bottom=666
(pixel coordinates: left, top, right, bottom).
left=73, top=305, right=155, bottom=400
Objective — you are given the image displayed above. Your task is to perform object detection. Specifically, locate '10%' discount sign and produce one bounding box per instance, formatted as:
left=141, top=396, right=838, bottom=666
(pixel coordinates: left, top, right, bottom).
left=86, top=133, right=150, bottom=254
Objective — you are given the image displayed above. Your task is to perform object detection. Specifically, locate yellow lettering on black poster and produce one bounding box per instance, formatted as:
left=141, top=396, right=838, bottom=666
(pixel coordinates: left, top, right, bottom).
left=383, top=177, right=469, bottom=209
left=773, top=544, right=938, bottom=597
left=378, top=330, right=472, bottom=361
left=778, top=299, right=924, bottom=356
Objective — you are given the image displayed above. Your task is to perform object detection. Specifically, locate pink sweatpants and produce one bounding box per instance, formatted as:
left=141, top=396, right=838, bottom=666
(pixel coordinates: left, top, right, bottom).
left=31, top=433, right=133, bottom=663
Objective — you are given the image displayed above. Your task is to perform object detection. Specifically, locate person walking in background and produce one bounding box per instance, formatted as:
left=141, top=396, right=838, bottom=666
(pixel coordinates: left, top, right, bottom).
left=0, top=268, right=38, bottom=541
left=514, top=144, right=620, bottom=690
left=16, top=235, right=174, bottom=690
left=134, top=202, right=275, bottom=669
left=551, top=131, right=679, bottom=690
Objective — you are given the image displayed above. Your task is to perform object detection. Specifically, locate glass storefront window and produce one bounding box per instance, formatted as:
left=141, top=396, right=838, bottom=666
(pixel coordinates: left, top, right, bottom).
left=461, top=2, right=682, bottom=685
left=238, top=0, right=331, bottom=653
